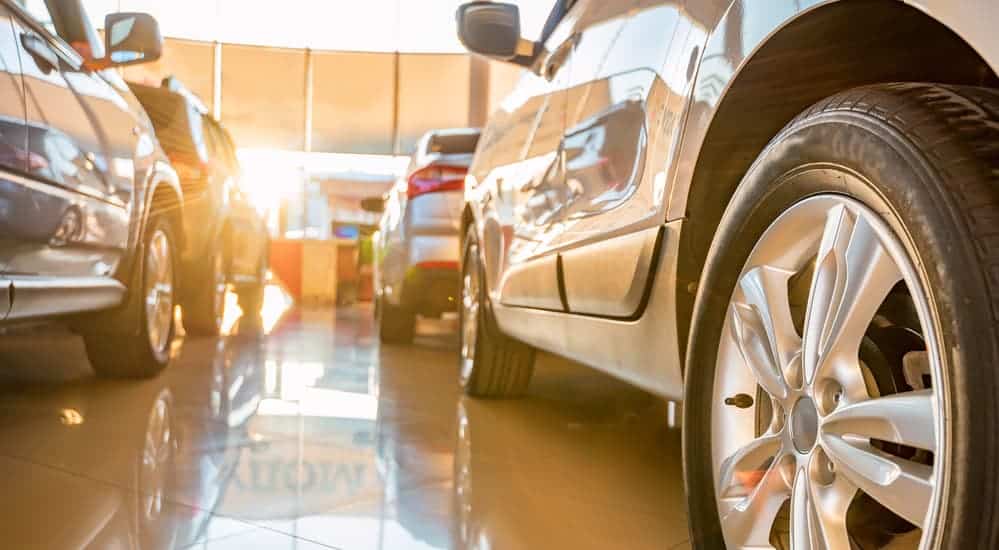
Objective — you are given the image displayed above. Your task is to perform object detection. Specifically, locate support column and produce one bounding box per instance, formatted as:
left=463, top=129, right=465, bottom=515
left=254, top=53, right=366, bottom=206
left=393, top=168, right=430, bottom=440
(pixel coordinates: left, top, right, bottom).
left=304, top=48, right=314, bottom=153
left=212, top=40, right=222, bottom=120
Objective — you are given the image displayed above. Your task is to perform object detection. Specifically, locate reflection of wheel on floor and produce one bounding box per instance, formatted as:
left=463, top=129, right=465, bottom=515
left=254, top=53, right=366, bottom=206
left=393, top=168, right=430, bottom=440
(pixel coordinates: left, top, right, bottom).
left=459, top=226, right=534, bottom=397
left=684, top=84, right=999, bottom=550
left=83, top=215, right=177, bottom=378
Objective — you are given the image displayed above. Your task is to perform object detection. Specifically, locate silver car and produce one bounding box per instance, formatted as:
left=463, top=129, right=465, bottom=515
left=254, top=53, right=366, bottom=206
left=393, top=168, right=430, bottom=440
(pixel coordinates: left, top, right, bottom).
left=369, top=128, right=481, bottom=343
left=456, top=1, right=999, bottom=549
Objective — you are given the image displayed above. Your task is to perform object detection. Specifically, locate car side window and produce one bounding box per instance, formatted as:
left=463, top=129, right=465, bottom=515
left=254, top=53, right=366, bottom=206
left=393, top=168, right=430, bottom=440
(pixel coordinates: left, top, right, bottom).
left=219, top=128, right=240, bottom=172
left=204, top=119, right=238, bottom=173
left=14, top=0, right=57, bottom=35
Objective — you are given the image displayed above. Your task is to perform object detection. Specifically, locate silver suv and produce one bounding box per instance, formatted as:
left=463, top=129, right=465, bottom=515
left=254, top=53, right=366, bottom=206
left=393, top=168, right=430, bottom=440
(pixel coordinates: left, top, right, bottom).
left=456, top=1, right=999, bottom=549
left=369, top=128, right=480, bottom=343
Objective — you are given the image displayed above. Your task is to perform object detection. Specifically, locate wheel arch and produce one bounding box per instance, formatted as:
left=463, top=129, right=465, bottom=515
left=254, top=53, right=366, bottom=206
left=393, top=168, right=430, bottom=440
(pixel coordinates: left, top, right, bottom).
left=672, top=0, right=999, bottom=365
left=460, top=203, right=475, bottom=250
left=145, top=163, right=185, bottom=251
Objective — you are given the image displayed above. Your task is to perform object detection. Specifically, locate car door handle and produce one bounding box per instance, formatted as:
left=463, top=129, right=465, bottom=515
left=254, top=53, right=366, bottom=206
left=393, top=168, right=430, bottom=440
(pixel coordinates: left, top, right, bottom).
left=20, top=32, right=58, bottom=73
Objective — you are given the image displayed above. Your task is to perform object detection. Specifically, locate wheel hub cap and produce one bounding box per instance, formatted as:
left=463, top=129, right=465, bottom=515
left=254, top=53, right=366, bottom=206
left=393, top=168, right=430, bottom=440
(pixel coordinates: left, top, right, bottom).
left=711, top=195, right=945, bottom=549
left=789, top=397, right=818, bottom=454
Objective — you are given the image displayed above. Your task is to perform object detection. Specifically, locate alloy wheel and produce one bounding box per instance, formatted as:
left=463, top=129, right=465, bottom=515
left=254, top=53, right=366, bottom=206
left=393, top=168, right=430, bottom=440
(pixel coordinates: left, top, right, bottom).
left=712, top=195, right=946, bottom=549
left=145, top=228, right=174, bottom=355
left=460, top=242, right=480, bottom=385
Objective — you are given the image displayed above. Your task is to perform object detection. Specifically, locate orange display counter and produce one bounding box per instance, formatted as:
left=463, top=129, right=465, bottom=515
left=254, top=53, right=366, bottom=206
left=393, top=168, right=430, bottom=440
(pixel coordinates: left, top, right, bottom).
left=269, top=240, right=303, bottom=300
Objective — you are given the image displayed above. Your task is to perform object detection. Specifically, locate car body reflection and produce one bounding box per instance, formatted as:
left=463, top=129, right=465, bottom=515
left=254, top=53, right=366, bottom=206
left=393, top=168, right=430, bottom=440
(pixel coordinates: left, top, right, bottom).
left=0, top=321, right=267, bottom=548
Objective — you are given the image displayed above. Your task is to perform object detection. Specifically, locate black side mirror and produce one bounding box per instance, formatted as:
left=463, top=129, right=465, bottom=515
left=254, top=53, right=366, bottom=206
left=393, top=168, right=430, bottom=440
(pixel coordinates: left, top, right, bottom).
left=104, top=13, right=162, bottom=67
left=456, top=2, right=536, bottom=67
left=361, top=197, right=385, bottom=214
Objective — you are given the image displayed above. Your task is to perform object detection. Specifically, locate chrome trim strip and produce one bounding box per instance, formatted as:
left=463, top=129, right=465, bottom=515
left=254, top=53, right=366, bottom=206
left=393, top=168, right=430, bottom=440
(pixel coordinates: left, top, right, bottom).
left=5, top=276, right=126, bottom=321
left=0, top=168, right=125, bottom=208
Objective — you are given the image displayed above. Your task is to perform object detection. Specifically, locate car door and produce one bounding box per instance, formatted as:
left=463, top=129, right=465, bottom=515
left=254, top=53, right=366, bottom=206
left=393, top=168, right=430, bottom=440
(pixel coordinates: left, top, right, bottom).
left=1, top=4, right=129, bottom=288
left=480, top=1, right=581, bottom=311
left=553, top=0, right=698, bottom=317
left=0, top=4, right=30, bottom=318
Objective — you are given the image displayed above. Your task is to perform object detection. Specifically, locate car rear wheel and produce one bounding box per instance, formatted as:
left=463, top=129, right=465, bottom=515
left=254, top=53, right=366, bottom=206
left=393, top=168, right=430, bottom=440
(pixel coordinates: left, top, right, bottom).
left=84, top=215, right=177, bottom=378
left=459, top=227, right=534, bottom=397
left=378, top=296, right=415, bottom=344
left=183, top=240, right=227, bottom=336
left=684, top=84, right=999, bottom=550
left=236, top=251, right=268, bottom=321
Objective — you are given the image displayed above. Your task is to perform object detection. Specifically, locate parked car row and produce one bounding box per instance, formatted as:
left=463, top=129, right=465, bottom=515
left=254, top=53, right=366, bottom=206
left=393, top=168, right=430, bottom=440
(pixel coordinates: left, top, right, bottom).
left=368, top=1, right=999, bottom=549
left=0, top=0, right=267, bottom=378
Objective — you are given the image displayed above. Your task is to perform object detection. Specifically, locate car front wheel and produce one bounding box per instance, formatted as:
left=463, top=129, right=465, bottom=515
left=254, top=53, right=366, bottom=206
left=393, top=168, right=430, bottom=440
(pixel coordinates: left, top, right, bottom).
left=84, top=215, right=177, bottom=378
left=459, top=226, right=534, bottom=397
left=684, top=84, right=999, bottom=549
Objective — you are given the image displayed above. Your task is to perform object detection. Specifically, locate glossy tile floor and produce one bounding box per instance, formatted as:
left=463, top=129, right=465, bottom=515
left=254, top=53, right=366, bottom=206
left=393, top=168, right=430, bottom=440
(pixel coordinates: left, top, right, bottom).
left=0, top=290, right=690, bottom=549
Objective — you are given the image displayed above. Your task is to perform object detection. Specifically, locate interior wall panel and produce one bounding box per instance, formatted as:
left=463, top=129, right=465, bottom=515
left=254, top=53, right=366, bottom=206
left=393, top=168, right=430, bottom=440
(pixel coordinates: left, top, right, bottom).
left=122, top=38, right=215, bottom=111
left=221, top=44, right=306, bottom=150
left=396, top=54, right=471, bottom=153
left=122, top=39, right=496, bottom=153
left=311, top=52, right=395, bottom=154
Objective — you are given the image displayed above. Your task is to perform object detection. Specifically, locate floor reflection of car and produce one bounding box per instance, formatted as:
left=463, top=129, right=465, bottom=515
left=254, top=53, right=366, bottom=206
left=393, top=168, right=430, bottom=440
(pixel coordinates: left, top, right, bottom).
left=0, top=1, right=184, bottom=377
left=366, top=127, right=481, bottom=344
left=0, top=330, right=265, bottom=548
left=129, top=78, right=270, bottom=335
left=456, top=2, right=999, bottom=549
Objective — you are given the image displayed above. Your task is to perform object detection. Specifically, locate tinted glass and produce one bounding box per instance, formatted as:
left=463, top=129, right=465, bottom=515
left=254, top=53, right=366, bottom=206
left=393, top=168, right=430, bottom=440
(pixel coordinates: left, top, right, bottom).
left=130, top=85, right=207, bottom=161
left=15, top=0, right=56, bottom=35
left=204, top=118, right=238, bottom=172
left=427, top=133, right=480, bottom=155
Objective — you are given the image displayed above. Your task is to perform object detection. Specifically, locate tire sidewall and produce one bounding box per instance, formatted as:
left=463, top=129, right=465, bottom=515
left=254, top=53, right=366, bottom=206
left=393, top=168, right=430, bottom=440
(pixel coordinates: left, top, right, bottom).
left=459, top=226, right=482, bottom=391
left=684, top=111, right=994, bottom=549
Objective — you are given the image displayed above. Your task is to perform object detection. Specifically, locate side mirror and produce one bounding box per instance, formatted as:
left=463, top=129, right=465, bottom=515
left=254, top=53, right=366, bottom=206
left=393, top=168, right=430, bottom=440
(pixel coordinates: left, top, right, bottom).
left=104, top=13, right=163, bottom=67
left=361, top=197, right=385, bottom=214
left=456, top=2, right=536, bottom=67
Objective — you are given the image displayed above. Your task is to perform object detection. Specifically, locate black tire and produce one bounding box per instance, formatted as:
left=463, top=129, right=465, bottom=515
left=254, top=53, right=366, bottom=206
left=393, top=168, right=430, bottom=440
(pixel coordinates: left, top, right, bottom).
left=182, top=239, right=226, bottom=336
left=83, top=216, right=177, bottom=378
left=684, top=84, right=999, bottom=549
left=460, top=227, right=534, bottom=398
left=236, top=251, right=268, bottom=320
left=378, top=297, right=415, bottom=344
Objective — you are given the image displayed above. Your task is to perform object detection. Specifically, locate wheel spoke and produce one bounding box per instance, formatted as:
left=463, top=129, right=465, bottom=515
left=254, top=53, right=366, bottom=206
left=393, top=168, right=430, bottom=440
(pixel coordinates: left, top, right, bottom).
left=790, top=467, right=819, bottom=550
left=730, top=302, right=791, bottom=400
left=802, top=206, right=903, bottom=383
left=720, top=457, right=790, bottom=549
left=718, top=434, right=783, bottom=499
left=740, top=266, right=802, bottom=372
left=820, top=433, right=934, bottom=527
left=791, top=465, right=853, bottom=550
left=822, top=390, right=936, bottom=452
left=153, top=235, right=169, bottom=280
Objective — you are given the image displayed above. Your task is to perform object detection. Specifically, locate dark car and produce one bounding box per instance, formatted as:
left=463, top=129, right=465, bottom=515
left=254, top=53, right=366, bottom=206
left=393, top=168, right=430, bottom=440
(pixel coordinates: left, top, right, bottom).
left=456, top=1, right=999, bottom=549
left=0, top=0, right=183, bottom=378
left=129, top=78, right=269, bottom=335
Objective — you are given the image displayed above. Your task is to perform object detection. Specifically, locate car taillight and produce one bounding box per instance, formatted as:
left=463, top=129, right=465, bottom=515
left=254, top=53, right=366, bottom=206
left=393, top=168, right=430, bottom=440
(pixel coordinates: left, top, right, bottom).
left=407, top=165, right=466, bottom=199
